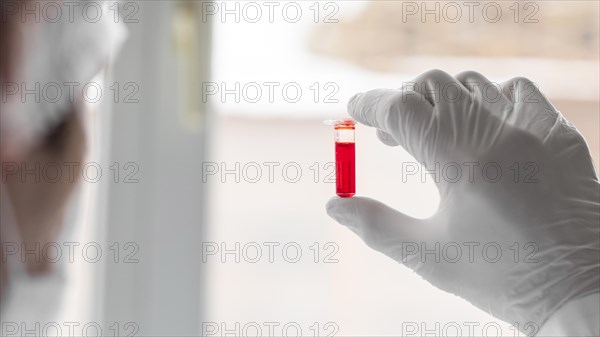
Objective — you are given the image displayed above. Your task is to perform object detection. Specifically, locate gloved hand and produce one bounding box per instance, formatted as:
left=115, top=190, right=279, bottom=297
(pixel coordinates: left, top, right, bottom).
left=326, top=70, right=599, bottom=333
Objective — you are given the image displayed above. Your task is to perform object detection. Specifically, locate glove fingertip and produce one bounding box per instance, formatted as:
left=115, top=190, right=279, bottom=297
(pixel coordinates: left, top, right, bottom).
left=347, top=93, right=363, bottom=112
left=325, top=196, right=360, bottom=228
left=325, top=196, right=340, bottom=214
left=376, top=129, right=400, bottom=147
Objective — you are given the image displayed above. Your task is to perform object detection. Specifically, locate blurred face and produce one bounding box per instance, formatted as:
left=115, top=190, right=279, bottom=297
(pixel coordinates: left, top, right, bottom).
left=1, top=0, right=86, bottom=299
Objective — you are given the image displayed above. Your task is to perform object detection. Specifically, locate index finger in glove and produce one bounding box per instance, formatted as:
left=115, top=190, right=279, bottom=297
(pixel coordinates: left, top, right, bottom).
left=347, top=88, right=443, bottom=163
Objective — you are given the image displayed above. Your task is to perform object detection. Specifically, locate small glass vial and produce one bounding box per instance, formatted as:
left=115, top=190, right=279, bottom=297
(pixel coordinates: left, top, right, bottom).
left=325, top=119, right=356, bottom=198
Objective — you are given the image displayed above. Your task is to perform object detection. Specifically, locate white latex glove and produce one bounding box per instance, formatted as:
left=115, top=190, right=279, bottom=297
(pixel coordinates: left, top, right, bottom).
left=326, top=70, right=599, bottom=335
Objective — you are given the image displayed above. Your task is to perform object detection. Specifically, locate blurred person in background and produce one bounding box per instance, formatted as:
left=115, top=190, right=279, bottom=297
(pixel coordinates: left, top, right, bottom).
left=1, top=0, right=125, bottom=321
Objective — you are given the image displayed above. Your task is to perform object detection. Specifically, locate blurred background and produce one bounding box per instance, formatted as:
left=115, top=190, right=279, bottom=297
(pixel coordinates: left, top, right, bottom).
left=43, top=1, right=599, bottom=336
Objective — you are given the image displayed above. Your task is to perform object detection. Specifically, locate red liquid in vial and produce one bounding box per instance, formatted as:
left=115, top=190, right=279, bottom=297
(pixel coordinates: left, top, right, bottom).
left=335, top=142, right=355, bottom=198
